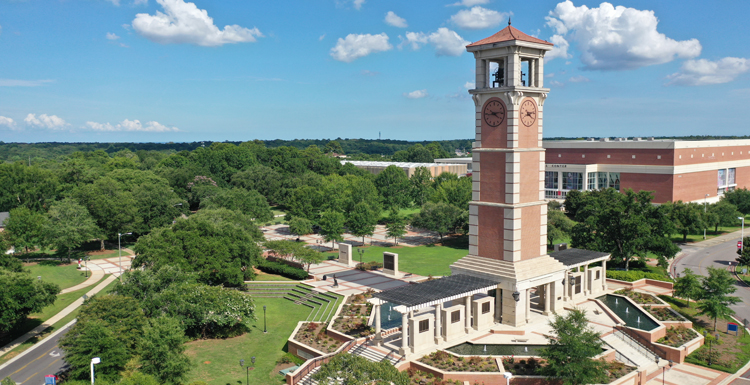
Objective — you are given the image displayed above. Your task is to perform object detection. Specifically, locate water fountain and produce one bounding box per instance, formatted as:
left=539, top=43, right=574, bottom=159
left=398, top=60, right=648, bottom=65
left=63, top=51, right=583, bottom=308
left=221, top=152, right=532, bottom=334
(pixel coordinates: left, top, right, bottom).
left=625, top=308, right=629, bottom=313
left=388, top=314, right=391, bottom=321
left=615, top=298, right=618, bottom=304
left=637, top=316, right=641, bottom=323
left=524, top=346, right=528, bottom=352
left=483, top=345, right=487, bottom=352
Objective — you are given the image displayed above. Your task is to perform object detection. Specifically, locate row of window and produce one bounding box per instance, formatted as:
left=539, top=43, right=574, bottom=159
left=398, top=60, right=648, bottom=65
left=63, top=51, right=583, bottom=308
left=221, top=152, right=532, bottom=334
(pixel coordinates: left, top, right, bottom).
left=417, top=303, right=491, bottom=333
left=545, top=171, right=620, bottom=191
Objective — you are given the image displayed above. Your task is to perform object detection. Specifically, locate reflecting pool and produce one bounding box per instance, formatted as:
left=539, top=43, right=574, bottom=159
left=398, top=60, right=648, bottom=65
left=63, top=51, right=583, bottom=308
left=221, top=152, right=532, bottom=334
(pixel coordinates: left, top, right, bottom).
left=447, top=343, right=547, bottom=356
left=596, top=294, right=659, bottom=331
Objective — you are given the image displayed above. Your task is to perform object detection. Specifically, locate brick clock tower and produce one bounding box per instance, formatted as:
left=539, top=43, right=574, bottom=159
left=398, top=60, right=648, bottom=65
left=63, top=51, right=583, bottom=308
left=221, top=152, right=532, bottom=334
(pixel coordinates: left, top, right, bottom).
left=451, top=23, right=568, bottom=327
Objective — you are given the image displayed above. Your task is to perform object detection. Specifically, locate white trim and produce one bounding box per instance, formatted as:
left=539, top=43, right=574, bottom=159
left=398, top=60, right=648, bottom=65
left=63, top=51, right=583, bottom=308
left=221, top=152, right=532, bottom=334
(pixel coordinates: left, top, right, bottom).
left=392, top=284, right=498, bottom=314
left=544, top=159, right=750, bottom=175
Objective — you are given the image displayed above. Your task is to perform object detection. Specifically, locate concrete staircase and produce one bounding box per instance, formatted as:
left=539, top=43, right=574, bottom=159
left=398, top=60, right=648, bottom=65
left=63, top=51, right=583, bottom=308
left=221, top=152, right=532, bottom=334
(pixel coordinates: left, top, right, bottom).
left=349, top=343, right=401, bottom=365
left=602, top=333, right=657, bottom=368
left=244, top=283, right=298, bottom=298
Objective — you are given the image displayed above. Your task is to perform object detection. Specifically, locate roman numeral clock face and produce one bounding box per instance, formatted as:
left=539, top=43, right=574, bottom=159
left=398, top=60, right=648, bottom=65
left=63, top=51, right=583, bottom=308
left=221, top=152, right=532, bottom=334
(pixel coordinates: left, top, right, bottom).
left=482, top=100, right=505, bottom=127
left=520, top=100, right=537, bottom=127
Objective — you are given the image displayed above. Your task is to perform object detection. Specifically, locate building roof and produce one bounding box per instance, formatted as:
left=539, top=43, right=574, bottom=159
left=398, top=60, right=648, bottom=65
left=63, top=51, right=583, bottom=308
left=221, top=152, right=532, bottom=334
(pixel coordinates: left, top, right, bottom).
left=373, top=274, right=499, bottom=312
left=0, top=212, right=8, bottom=227
left=341, top=160, right=463, bottom=168
left=549, top=248, right=610, bottom=268
left=467, top=25, right=553, bottom=48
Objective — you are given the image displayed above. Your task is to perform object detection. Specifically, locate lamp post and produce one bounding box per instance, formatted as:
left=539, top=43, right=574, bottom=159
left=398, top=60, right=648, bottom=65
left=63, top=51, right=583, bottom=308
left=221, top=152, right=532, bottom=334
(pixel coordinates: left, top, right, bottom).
left=660, top=359, right=673, bottom=384
left=503, top=372, right=513, bottom=385
left=90, top=357, right=101, bottom=385
left=357, top=248, right=365, bottom=268
left=263, top=305, right=267, bottom=333
left=84, top=256, right=90, bottom=278
left=704, top=194, right=710, bottom=239
left=118, top=232, right=132, bottom=280
left=240, top=356, right=256, bottom=385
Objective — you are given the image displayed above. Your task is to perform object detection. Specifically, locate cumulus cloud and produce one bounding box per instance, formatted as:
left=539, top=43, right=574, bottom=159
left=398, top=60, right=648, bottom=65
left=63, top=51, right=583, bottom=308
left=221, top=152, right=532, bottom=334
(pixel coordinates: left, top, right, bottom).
left=330, top=33, right=392, bottom=62
left=404, top=90, right=428, bottom=99
left=568, top=75, right=589, bottom=82
left=132, top=0, right=263, bottom=47
left=86, top=119, right=179, bottom=132
left=0, top=116, right=16, bottom=129
left=319, top=34, right=326, bottom=41
left=0, top=79, right=54, bottom=87
left=667, top=57, right=750, bottom=86
left=106, top=32, right=120, bottom=40
left=24, top=114, right=67, bottom=129
left=464, top=81, right=475, bottom=89
left=400, top=28, right=469, bottom=57
left=353, top=0, right=365, bottom=10
left=548, top=80, right=564, bottom=87
left=385, top=11, right=407, bottom=28
left=545, top=34, right=570, bottom=61
left=546, top=1, right=701, bottom=70
left=450, top=6, right=507, bottom=30
left=448, top=0, right=489, bottom=6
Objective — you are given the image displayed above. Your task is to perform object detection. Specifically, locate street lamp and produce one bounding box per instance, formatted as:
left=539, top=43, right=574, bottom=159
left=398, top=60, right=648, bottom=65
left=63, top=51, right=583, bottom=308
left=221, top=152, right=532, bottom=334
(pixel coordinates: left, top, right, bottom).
left=704, top=194, right=710, bottom=239
left=503, top=371, right=513, bottom=385
left=661, top=359, right=673, bottom=384
left=240, top=357, right=256, bottom=385
left=118, top=232, right=132, bottom=280
left=357, top=248, right=365, bottom=268
left=263, top=305, right=267, bottom=333
left=90, top=357, right=101, bottom=385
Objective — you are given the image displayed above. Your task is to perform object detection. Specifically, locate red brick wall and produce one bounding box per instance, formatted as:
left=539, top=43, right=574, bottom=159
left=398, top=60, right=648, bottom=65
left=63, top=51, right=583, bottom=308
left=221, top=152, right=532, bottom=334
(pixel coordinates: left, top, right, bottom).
left=521, top=205, right=542, bottom=260
left=481, top=97, right=508, bottom=148
left=673, top=170, right=717, bottom=202
left=620, top=173, right=674, bottom=203
left=737, top=166, right=750, bottom=189
left=519, top=97, right=538, bottom=149
left=479, top=152, right=506, bottom=204
left=478, top=205, right=504, bottom=260
left=675, top=145, right=750, bottom=166
left=546, top=148, right=673, bottom=166
left=520, top=151, right=541, bottom=203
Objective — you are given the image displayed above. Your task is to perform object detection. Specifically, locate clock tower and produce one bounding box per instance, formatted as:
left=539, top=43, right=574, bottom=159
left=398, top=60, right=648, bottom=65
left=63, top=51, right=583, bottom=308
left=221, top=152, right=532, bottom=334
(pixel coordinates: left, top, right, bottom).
left=450, top=23, right=568, bottom=327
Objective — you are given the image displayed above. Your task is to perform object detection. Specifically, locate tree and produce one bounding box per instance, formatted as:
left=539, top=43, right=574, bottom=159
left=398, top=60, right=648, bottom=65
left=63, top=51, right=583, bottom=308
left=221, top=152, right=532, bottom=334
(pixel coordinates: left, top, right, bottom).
left=431, top=175, right=471, bottom=209
left=138, top=316, right=191, bottom=385
left=540, top=308, right=608, bottom=385
left=709, top=200, right=742, bottom=232
left=60, top=319, right=129, bottom=381
left=1, top=378, right=17, bottom=385
left=697, top=267, right=742, bottom=331
left=347, top=202, right=378, bottom=245
left=0, top=270, right=59, bottom=332
left=112, top=265, right=197, bottom=308
left=231, top=165, right=284, bottom=205
left=385, top=209, right=407, bottom=245
left=200, top=187, right=273, bottom=223
left=409, top=167, right=433, bottom=206
left=289, top=216, right=313, bottom=236
left=570, top=189, right=679, bottom=270
left=374, top=165, right=410, bottom=209
left=74, top=176, right=138, bottom=249
left=547, top=208, right=575, bottom=245
left=3, top=207, right=47, bottom=254
left=319, top=210, right=345, bottom=247
left=312, top=354, right=409, bottom=385
left=296, top=246, right=325, bottom=272
left=666, top=201, right=704, bottom=242
left=411, top=202, right=465, bottom=242
left=723, top=188, right=750, bottom=215
left=673, top=268, right=701, bottom=305
left=44, top=198, right=100, bottom=262
left=324, top=140, right=344, bottom=155
left=76, top=295, right=148, bottom=354
left=737, top=236, right=750, bottom=265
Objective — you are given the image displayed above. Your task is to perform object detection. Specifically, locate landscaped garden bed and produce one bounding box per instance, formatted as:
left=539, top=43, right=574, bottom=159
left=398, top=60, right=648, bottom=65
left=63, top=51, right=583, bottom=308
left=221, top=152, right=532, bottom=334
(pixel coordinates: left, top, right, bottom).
left=501, top=356, right=543, bottom=375
left=345, top=289, right=375, bottom=305
left=339, top=303, right=372, bottom=317
left=294, top=322, right=343, bottom=353
left=644, top=306, right=683, bottom=321
left=614, top=288, right=661, bottom=304
left=331, top=316, right=373, bottom=338
left=657, top=326, right=699, bottom=347
left=406, top=369, right=462, bottom=385
left=419, top=351, right=498, bottom=372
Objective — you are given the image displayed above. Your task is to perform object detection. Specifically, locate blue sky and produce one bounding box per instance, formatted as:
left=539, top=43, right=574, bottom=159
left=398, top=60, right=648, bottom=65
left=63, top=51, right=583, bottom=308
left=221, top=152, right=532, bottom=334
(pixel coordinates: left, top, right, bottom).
left=1, top=0, right=749, bottom=143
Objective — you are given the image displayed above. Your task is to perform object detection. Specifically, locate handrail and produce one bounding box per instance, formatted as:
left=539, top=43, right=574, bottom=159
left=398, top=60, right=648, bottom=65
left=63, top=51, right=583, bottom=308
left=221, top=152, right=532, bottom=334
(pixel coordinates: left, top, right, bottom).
left=602, top=338, right=638, bottom=367
left=290, top=338, right=358, bottom=385
left=613, top=327, right=664, bottom=361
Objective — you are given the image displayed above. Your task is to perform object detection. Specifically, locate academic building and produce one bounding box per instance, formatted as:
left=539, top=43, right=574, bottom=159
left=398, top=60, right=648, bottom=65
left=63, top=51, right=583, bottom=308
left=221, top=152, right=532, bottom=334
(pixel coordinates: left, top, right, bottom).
left=542, top=138, right=750, bottom=204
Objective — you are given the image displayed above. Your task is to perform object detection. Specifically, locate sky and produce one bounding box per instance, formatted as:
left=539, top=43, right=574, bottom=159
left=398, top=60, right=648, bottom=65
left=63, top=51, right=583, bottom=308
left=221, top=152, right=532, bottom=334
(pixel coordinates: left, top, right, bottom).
left=1, top=0, right=750, bottom=143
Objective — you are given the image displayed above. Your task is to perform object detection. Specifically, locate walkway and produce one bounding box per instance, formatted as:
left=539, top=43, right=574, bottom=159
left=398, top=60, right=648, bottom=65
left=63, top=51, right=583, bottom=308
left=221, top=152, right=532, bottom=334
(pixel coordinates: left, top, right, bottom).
left=303, top=260, right=424, bottom=296
left=60, top=249, right=134, bottom=294
left=261, top=224, right=441, bottom=251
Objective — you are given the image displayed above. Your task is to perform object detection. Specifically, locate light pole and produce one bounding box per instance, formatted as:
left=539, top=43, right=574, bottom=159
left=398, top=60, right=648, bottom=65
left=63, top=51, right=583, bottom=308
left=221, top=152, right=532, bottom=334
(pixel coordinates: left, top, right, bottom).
left=239, top=357, right=256, bottom=385
left=503, top=371, right=513, bottom=385
left=263, top=305, right=267, bottom=333
left=661, top=359, right=673, bottom=384
left=90, top=357, right=101, bottom=385
left=118, top=232, right=132, bottom=280
left=357, top=248, right=365, bottom=268
left=704, top=194, right=709, bottom=239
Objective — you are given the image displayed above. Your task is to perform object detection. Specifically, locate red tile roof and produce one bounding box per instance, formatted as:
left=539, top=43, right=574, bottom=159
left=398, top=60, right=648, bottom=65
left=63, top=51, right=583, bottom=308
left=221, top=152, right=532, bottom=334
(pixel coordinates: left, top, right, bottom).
left=467, top=25, right=553, bottom=47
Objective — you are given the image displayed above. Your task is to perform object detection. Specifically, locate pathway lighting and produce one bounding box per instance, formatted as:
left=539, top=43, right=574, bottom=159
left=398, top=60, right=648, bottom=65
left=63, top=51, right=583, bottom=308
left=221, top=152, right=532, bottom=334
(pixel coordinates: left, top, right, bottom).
left=240, top=357, right=257, bottom=385
left=118, top=232, right=132, bottom=280
left=662, top=359, right=673, bottom=384
left=264, top=305, right=267, bottom=333
left=90, top=357, right=101, bottom=385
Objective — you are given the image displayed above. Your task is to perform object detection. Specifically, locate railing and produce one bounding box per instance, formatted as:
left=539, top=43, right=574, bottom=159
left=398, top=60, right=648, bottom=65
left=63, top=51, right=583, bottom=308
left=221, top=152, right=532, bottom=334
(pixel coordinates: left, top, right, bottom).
left=289, top=338, right=358, bottom=385
left=602, top=338, right=638, bottom=367
left=613, top=327, right=663, bottom=362
left=545, top=189, right=568, bottom=199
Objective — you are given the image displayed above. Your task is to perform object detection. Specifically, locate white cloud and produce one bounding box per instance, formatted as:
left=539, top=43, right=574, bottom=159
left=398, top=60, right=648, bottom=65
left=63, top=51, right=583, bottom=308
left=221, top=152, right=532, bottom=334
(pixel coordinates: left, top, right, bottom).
left=106, top=32, right=120, bottom=40
left=385, top=11, right=407, bottom=28
left=448, top=0, right=489, bottom=7
left=404, top=90, right=428, bottom=99
left=450, top=6, right=507, bottom=30
left=132, top=0, right=263, bottom=47
left=330, top=33, right=392, bottom=62
left=0, top=116, right=16, bottom=129
left=361, top=70, right=379, bottom=76
left=319, top=34, right=326, bottom=41
left=400, top=28, right=468, bottom=57
left=464, top=81, right=474, bottom=89
left=545, top=34, right=570, bottom=61
left=24, top=114, right=67, bottom=129
left=548, top=80, right=564, bottom=87
left=568, top=75, right=589, bottom=82
left=134, top=0, right=148, bottom=4
left=0, top=79, right=54, bottom=87
left=667, top=57, right=750, bottom=86
left=546, top=1, right=701, bottom=70
left=353, top=0, right=365, bottom=10
left=86, top=119, right=179, bottom=132
left=106, top=0, right=121, bottom=5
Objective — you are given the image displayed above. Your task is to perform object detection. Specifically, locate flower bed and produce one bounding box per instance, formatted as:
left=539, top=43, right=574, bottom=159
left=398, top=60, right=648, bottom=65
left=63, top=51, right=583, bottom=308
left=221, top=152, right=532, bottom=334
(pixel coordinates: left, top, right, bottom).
left=604, top=361, right=636, bottom=381
left=657, top=326, right=699, bottom=348
left=331, top=316, right=374, bottom=338
left=294, top=322, right=343, bottom=353
left=614, top=288, right=661, bottom=304
left=419, top=351, right=498, bottom=372
left=644, top=306, right=683, bottom=322
left=502, top=356, right=542, bottom=375
left=406, top=369, right=462, bottom=385
left=345, top=289, right=375, bottom=305
left=339, top=303, right=372, bottom=317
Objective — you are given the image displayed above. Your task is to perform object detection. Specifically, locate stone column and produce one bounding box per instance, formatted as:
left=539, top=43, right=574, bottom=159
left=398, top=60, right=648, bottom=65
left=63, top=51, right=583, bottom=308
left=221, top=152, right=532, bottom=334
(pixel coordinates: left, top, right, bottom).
left=602, top=260, right=608, bottom=291
left=399, top=310, right=408, bottom=355
left=562, top=271, right=568, bottom=302
left=495, top=287, right=502, bottom=323
left=464, top=295, right=472, bottom=333
left=525, top=289, right=531, bottom=323
left=543, top=283, right=551, bottom=315
left=584, top=265, right=589, bottom=295
left=434, top=302, right=442, bottom=344
left=374, top=304, right=382, bottom=345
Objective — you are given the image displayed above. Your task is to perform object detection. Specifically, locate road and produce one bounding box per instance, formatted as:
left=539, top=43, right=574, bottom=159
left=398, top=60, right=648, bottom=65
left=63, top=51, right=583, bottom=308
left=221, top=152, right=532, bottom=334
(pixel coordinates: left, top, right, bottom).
left=0, top=323, right=73, bottom=385
left=673, top=232, right=750, bottom=325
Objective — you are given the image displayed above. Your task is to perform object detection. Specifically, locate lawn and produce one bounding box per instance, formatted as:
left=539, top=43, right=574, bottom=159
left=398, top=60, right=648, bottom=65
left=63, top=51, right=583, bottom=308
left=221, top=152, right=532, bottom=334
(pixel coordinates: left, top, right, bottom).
left=254, top=271, right=297, bottom=282
left=669, top=226, right=743, bottom=243
left=378, top=207, right=421, bottom=221
left=25, top=261, right=88, bottom=290
left=323, top=235, right=468, bottom=277
left=184, top=297, right=311, bottom=385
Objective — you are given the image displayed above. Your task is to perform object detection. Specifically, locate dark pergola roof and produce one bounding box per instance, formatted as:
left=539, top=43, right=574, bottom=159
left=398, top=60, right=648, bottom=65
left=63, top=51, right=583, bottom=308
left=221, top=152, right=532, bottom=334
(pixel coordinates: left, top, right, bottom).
left=373, top=274, right=499, bottom=311
left=550, top=248, right=610, bottom=268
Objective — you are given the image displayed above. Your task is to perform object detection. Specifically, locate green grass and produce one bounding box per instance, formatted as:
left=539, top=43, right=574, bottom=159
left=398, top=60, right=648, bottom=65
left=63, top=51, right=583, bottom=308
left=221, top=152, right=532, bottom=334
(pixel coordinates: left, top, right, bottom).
left=378, top=207, right=421, bottom=221
left=184, top=297, right=311, bottom=385
left=323, top=235, right=468, bottom=277
left=26, top=261, right=88, bottom=290
left=254, top=272, right=297, bottom=282
left=669, top=226, right=743, bottom=243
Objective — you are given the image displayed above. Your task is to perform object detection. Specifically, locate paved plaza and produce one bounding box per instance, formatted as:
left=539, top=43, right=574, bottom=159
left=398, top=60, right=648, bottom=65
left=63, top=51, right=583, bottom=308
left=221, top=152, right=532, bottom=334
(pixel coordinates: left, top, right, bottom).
left=260, top=223, right=441, bottom=251
left=303, top=260, right=424, bottom=296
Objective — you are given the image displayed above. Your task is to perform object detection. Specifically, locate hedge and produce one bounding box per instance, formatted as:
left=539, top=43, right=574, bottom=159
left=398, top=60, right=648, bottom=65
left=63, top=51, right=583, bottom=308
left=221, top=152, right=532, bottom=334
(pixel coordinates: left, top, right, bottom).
left=257, top=259, right=309, bottom=280
left=606, top=270, right=672, bottom=283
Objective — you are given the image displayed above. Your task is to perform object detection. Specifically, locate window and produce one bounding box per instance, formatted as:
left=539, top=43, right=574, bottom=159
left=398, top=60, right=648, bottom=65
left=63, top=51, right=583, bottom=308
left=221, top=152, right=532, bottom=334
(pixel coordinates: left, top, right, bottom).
left=563, top=172, right=583, bottom=190
left=587, top=173, right=596, bottom=190
left=597, top=172, right=608, bottom=190
left=574, top=276, right=582, bottom=294
left=728, top=168, right=736, bottom=185
left=608, top=172, right=620, bottom=191
left=482, top=302, right=490, bottom=314
left=596, top=270, right=600, bottom=280
left=419, top=319, right=429, bottom=333
left=545, top=171, right=558, bottom=189
left=718, top=169, right=727, bottom=187
left=451, top=310, right=461, bottom=323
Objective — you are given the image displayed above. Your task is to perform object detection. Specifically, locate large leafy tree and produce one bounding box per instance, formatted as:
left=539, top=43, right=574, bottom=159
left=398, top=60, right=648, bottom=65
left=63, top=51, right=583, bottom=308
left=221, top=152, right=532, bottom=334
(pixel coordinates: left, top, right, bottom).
left=289, top=217, right=314, bottom=236
left=547, top=206, right=575, bottom=245
left=0, top=162, right=60, bottom=212
left=723, top=188, right=750, bottom=215
left=709, top=200, right=743, bottom=232
left=74, top=176, right=139, bottom=248
left=138, top=316, right=191, bottom=385
left=374, top=165, right=410, bottom=209
left=570, top=189, right=679, bottom=270
left=347, top=201, right=378, bottom=245
left=200, top=187, right=273, bottom=223
left=431, top=175, right=472, bottom=209
left=665, top=200, right=704, bottom=242
left=319, top=210, right=345, bottom=247
left=313, top=354, right=409, bottom=385
left=59, top=319, right=129, bottom=382
left=44, top=198, right=100, bottom=262
left=673, top=268, right=702, bottom=305
left=3, top=206, right=47, bottom=254
left=697, top=266, right=742, bottom=331
left=385, top=209, right=407, bottom=245
left=0, top=270, right=59, bottom=332
left=231, top=164, right=284, bottom=204
left=409, top=166, right=433, bottom=206
left=75, top=295, right=148, bottom=354
left=411, top=201, right=466, bottom=242
left=540, top=309, right=608, bottom=385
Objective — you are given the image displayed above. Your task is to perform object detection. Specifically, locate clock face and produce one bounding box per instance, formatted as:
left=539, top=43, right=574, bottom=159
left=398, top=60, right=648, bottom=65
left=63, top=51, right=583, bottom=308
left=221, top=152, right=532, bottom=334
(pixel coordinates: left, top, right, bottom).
left=520, top=99, right=537, bottom=127
left=483, top=100, right=506, bottom=127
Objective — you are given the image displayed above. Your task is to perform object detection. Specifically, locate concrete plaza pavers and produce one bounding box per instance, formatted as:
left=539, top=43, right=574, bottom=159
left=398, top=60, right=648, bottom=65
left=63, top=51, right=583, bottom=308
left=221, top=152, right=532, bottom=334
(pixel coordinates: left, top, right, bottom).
left=261, top=223, right=442, bottom=251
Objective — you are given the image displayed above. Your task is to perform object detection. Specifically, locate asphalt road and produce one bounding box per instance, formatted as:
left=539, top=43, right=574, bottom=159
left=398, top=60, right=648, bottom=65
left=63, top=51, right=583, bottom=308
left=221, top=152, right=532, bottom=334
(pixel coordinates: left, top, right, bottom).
left=0, top=323, right=73, bottom=385
left=673, top=233, right=750, bottom=325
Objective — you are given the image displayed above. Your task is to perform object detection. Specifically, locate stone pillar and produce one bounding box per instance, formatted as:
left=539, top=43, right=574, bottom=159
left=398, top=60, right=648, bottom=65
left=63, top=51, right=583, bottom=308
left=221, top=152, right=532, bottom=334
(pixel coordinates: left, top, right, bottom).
left=602, top=260, right=608, bottom=291
left=543, top=283, right=551, bottom=316
left=434, top=302, right=442, bottom=344
left=525, top=289, right=531, bottom=323
left=495, top=287, right=502, bottom=323
left=464, top=295, right=472, bottom=333
left=562, top=271, right=569, bottom=302
left=374, top=304, right=382, bottom=345
left=399, top=310, right=408, bottom=355
left=584, top=265, right=589, bottom=295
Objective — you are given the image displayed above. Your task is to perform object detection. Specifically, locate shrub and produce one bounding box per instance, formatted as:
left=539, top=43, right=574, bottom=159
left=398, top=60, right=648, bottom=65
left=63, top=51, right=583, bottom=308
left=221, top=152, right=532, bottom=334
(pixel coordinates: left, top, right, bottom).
left=606, top=270, right=672, bottom=282
left=256, top=259, right=309, bottom=280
